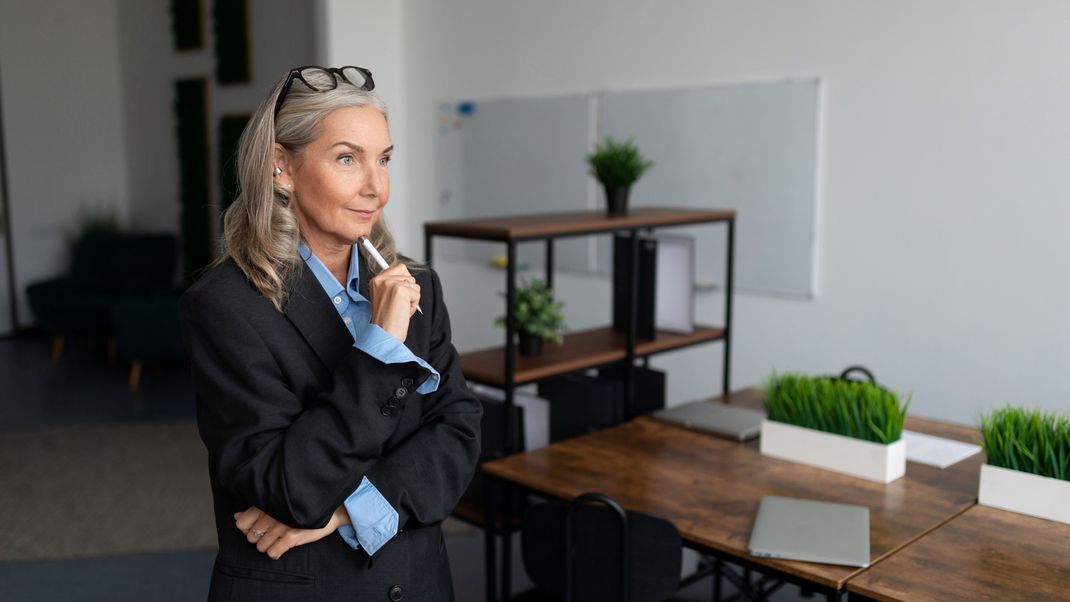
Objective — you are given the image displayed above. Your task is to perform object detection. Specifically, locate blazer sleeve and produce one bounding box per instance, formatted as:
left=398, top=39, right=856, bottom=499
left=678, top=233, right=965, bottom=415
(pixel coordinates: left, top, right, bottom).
left=365, top=268, right=483, bottom=530
left=180, top=285, right=431, bottom=530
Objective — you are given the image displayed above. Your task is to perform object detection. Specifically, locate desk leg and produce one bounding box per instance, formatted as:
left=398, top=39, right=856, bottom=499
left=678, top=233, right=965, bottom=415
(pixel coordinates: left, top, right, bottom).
left=484, top=475, right=497, bottom=602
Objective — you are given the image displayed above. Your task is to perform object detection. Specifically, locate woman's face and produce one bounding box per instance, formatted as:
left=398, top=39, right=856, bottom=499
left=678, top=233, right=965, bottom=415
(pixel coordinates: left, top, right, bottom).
left=280, top=105, right=392, bottom=250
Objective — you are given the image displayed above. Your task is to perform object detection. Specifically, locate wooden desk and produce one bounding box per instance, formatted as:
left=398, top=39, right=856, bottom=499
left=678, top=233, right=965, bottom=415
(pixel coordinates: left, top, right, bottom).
left=847, top=504, right=1070, bottom=601
left=482, top=388, right=983, bottom=598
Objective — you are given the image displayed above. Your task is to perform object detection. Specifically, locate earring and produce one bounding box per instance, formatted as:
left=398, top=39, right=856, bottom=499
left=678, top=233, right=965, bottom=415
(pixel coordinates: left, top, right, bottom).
left=273, top=166, right=282, bottom=177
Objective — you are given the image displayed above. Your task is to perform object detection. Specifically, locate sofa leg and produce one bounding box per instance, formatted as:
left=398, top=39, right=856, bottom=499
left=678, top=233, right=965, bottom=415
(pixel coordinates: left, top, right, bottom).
left=128, top=360, right=143, bottom=393
left=51, top=336, right=65, bottom=362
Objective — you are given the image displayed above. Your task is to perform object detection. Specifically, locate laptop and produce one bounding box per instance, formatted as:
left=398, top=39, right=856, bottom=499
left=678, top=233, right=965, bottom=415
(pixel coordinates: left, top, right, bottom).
left=652, top=400, right=764, bottom=441
left=748, top=496, right=870, bottom=567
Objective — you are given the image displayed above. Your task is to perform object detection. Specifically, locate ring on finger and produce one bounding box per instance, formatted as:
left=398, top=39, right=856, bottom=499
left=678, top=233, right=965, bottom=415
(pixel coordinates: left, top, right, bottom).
left=251, top=528, right=266, bottom=539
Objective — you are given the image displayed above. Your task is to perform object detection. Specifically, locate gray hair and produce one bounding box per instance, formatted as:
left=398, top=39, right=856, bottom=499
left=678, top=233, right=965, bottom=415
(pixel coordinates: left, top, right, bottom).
left=221, top=69, right=415, bottom=312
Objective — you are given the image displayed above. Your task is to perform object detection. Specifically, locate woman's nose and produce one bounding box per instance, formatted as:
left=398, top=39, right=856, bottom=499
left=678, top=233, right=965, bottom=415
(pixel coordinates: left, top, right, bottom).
left=361, top=164, right=384, bottom=198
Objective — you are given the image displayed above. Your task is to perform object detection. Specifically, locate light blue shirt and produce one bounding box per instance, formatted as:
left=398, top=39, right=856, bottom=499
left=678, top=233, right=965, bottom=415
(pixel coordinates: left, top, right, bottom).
left=299, top=241, right=440, bottom=555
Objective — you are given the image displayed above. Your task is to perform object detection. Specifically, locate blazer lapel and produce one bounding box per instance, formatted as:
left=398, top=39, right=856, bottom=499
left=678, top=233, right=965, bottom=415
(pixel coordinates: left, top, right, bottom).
left=284, top=263, right=353, bottom=371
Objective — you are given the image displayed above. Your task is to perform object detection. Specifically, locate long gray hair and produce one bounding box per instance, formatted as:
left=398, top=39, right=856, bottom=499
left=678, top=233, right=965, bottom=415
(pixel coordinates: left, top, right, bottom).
left=221, top=68, right=414, bottom=312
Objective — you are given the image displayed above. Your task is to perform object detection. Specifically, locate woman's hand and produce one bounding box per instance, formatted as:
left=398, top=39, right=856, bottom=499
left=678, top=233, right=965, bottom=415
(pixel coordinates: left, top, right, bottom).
left=234, top=506, right=351, bottom=560
left=369, top=263, right=421, bottom=343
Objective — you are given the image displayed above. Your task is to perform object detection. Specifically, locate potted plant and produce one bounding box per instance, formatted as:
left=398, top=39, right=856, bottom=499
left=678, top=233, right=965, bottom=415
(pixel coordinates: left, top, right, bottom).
left=978, top=407, right=1070, bottom=525
left=494, top=278, right=567, bottom=356
left=64, top=206, right=121, bottom=250
left=586, top=136, right=654, bottom=215
left=760, top=372, right=910, bottom=483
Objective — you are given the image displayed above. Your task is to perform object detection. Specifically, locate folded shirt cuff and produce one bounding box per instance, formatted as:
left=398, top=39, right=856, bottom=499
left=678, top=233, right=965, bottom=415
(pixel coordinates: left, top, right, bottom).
left=337, top=475, right=399, bottom=556
left=336, top=524, right=360, bottom=550
left=354, top=323, right=441, bottom=394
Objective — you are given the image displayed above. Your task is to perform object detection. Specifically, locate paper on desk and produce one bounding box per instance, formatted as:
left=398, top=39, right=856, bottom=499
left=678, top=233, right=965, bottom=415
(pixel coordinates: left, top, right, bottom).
left=902, top=430, right=982, bottom=469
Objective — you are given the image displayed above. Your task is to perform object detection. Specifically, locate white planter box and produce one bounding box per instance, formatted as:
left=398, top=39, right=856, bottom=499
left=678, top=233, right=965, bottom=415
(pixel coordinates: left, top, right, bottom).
left=978, top=464, right=1070, bottom=525
left=759, top=419, right=906, bottom=483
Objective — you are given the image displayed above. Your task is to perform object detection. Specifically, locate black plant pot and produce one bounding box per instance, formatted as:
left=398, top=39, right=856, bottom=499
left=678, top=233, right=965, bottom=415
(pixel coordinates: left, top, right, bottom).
left=604, top=184, right=631, bottom=215
left=518, top=331, right=544, bottom=356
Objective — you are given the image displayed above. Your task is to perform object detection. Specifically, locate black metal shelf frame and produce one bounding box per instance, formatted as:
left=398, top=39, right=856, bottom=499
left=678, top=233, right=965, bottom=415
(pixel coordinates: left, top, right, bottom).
left=425, top=211, right=735, bottom=602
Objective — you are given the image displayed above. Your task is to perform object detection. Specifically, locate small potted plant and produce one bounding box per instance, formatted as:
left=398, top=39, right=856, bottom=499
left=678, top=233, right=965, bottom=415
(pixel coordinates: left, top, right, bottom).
left=65, top=206, right=121, bottom=250
left=978, top=406, right=1070, bottom=525
left=586, top=136, right=654, bottom=215
left=760, top=371, right=910, bottom=483
left=494, top=278, right=567, bottom=356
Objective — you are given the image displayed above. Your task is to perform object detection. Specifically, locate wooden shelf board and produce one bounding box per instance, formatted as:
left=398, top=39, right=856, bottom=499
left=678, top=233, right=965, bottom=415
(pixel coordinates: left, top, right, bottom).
left=460, top=325, right=726, bottom=387
left=424, top=207, right=734, bottom=241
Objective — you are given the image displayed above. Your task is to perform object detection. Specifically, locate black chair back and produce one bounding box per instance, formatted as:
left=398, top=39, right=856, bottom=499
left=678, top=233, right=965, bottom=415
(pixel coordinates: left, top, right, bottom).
left=522, top=493, right=682, bottom=602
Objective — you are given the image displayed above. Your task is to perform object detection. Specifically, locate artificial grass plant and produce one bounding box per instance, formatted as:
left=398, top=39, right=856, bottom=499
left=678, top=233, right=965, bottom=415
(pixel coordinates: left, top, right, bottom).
left=763, top=372, right=910, bottom=444
left=980, top=406, right=1070, bottom=481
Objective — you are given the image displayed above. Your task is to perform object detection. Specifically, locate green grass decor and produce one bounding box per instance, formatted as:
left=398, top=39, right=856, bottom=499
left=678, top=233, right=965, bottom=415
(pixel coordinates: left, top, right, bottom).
left=980, top=407, right=1070, bottom=481
left=764, top=373, right=910, bottom=444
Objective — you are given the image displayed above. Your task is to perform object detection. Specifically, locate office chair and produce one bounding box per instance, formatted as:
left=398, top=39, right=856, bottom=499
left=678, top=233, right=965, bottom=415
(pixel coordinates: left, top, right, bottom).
left=521, top=492, right=682, bottom=602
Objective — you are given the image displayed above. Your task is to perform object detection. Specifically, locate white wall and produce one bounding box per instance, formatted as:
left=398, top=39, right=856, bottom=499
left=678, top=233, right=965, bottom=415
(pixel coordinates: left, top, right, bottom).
left=118, top=0, right=319, bottom=235
left=321, top=0, right=411, bottom=251
left=323, top=0, right=1070, bottom=424
left=0, top=0, right=130, bottom=328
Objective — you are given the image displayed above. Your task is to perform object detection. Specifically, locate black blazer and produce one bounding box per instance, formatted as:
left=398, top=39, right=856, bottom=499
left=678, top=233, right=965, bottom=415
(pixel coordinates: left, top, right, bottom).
left=180, top=255, right=481, bottom=602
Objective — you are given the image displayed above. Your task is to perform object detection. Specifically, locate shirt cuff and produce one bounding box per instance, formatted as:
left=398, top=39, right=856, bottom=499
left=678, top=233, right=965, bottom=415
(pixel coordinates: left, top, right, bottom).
left=336, top=524, right=360, bottom=550
left=338, top=475, right=399, bottom=556
left=354, top=323, right=441, bottom=394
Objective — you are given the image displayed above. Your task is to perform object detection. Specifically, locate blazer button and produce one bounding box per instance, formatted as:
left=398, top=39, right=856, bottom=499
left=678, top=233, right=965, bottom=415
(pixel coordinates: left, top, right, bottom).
left=401, top=377, right=414, bottom=388
left=380, top=404, right=397, bottom=417
left=395, top=387, right=408, bottom=398
left=388, top=584, right=404, bottom=601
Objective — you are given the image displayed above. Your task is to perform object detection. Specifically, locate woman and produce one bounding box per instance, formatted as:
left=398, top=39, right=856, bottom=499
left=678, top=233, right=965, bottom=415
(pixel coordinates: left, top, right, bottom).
left=180, top=65, right=481, bottom=601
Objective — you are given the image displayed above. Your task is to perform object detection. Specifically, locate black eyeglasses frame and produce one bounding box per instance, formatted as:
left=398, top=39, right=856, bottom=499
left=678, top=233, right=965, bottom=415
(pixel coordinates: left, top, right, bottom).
left=273, top=65, right=375, bottom=118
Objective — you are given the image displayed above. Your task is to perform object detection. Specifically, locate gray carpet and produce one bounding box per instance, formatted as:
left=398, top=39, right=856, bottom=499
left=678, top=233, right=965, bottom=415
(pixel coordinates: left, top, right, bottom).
left=0, top=549, right=215, bottom=602
left=0, top=420, right=215, bottom=561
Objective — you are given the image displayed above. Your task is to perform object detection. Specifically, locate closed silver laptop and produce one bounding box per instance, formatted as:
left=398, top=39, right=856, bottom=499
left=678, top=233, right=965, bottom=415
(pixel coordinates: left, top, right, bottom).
left=652, top=400, right=764, bottom=441
left=748, top=496, right=870, bottom=567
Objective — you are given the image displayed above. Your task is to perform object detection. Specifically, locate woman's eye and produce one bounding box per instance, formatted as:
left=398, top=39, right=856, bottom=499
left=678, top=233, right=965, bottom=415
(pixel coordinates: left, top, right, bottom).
left=338, top=155, right=354, bottom=165
left=378, top=156, right=391, bottom=167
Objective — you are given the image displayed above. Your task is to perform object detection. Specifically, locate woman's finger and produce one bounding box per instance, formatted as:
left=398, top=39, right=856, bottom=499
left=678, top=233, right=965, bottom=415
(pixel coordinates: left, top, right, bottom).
left=256, top=522, right=285, bottom=553
left=266, top=531, right=303, bottom=560
left=234, top=507, right=262, bottom=533
left=377, top=263, right=412, bottom=278
left=371, top=274, right=417, bottom=288
left=247, top=515, right=277, bottom=545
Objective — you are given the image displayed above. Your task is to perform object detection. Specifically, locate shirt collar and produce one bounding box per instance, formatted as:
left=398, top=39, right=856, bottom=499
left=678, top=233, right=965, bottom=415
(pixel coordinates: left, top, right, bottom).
left=299, top=241, right=363, bottom=301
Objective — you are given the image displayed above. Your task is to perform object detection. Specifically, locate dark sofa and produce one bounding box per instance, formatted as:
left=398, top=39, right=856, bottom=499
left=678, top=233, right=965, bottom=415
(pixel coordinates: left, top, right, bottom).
left=26, top=231, right=186, bottom=389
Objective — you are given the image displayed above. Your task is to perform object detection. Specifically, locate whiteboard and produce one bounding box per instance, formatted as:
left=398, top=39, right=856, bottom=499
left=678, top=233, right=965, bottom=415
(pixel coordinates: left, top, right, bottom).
left=598, top=80, right=820, bottom=297
left=434, top=95, right=593, bottom=274
left=434, top=80, right=820, bottom=297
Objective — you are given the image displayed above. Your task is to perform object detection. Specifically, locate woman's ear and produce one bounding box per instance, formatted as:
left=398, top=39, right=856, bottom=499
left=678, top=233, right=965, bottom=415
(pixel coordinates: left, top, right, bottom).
left=272, top=143, right=293, bottom=187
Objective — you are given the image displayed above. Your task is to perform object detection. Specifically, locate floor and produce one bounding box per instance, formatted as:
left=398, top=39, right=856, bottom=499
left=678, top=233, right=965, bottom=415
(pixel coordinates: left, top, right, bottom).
left=0, top=333, right=807, bottom=601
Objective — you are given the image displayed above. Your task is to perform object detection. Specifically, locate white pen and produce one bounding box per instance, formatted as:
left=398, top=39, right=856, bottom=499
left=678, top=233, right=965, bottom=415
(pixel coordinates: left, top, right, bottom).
left=360, top=236, right=423, bottom=314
